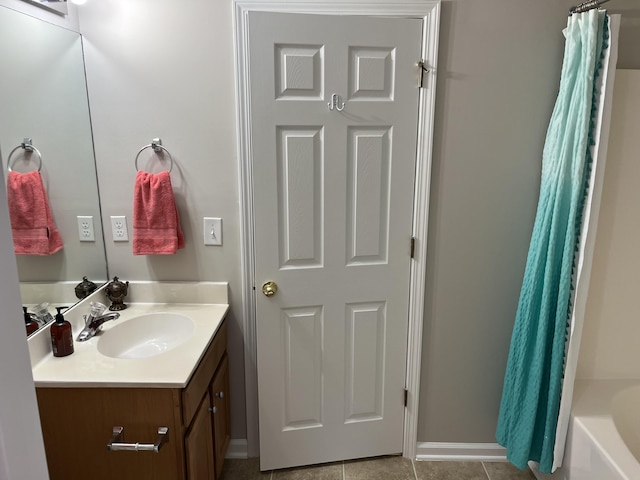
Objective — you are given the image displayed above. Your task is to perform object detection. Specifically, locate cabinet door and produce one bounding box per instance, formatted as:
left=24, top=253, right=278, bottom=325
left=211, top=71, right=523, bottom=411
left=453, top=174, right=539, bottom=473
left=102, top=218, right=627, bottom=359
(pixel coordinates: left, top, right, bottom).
left=210, top=354, right=231, bottom=477
left=185, top=391, right=215, bottom=480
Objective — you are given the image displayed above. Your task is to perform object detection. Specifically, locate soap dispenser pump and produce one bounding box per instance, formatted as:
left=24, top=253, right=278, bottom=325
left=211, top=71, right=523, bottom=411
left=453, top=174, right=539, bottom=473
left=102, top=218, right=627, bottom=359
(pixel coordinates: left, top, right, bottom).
left=24, top=306, right=39, bottom=335
left=50, top=306, right=74, bottom=357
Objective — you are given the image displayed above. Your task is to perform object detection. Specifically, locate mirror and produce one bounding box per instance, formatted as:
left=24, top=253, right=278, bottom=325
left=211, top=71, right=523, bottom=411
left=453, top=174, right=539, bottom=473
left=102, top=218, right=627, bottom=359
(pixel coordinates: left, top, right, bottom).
left=0, top=6, right=108, bottom=334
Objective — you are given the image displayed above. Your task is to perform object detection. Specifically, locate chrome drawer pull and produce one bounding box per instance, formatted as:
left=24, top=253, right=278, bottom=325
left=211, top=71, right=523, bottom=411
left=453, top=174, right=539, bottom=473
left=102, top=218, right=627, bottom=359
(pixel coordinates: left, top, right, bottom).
left=107, top=426, right=169, bottom=453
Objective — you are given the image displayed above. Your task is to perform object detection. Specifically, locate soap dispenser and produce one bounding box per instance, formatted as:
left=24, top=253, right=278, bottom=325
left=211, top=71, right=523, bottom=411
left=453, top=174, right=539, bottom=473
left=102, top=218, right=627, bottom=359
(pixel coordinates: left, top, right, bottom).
left=24, top=307, right=39, bottom=335
left=50, top=307, right=74, bottom=357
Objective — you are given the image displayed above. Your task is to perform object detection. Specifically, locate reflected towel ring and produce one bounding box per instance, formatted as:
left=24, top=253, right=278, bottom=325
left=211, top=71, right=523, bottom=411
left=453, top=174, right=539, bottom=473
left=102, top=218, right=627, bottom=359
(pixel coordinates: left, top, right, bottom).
left=7, top=138, right=43, bottom=172
left=134, top=138, right=174, bottom=173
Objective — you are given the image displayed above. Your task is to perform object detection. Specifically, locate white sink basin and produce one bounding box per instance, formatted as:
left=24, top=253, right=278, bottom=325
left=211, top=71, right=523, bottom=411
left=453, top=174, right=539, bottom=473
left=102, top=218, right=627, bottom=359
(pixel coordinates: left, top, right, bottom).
left=97, top=312, right=195, bottom=359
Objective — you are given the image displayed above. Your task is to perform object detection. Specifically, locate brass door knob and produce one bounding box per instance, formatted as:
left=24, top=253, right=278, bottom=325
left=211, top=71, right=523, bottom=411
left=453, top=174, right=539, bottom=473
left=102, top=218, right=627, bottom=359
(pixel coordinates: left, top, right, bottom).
left=262, top=281, right=278, bottom=297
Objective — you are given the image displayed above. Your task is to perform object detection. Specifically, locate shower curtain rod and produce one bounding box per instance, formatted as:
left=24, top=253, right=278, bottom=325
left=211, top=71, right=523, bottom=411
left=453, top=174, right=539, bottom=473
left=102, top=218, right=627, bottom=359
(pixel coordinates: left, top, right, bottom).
left=569, top=0, right=611, bottom=15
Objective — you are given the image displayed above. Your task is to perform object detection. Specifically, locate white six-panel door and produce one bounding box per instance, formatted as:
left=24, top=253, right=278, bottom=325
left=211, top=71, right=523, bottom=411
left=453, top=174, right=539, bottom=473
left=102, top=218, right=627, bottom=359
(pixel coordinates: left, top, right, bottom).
left=249, top=11, right=422, bottom=470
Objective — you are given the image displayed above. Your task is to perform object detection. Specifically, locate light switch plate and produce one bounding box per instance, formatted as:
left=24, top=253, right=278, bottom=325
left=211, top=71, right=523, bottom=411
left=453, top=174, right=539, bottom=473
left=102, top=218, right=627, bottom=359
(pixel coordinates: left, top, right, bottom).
left=77, top=215, right=95, bottom=242
left=203, top=217, right=222, bottom=246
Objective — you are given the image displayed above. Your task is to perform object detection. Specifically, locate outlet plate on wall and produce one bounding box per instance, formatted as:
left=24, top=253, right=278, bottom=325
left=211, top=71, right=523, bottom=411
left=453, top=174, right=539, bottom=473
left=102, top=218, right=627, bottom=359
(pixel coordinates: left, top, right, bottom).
left=77, top=216, right=95, bottom=242
left=110, top=216, right=129, bottom=241
left=204, top=217, right=222, bottom=246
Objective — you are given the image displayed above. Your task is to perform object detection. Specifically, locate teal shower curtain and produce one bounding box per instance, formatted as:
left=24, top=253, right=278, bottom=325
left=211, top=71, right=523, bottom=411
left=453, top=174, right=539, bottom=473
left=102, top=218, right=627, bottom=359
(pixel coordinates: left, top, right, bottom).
left=496, top=10, right=609, bottom=474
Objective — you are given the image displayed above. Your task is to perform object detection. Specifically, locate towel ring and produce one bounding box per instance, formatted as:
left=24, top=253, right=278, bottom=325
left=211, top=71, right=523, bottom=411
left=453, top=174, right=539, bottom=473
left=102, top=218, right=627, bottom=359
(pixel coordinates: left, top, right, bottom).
left=134, top=138, right=174, bottom=173
left=7, top=139, right=42, bottom=173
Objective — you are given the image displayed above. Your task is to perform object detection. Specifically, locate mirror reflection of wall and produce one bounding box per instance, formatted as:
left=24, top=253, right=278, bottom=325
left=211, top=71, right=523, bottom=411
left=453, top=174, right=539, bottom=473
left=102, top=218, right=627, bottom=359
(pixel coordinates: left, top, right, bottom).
left=0, top=5, right=107, bottom=332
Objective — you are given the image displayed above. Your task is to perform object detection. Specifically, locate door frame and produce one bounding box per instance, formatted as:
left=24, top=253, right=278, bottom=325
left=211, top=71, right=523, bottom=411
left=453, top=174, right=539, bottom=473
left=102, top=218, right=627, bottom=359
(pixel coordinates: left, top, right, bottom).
left=233, top=0, right=440, bottom=460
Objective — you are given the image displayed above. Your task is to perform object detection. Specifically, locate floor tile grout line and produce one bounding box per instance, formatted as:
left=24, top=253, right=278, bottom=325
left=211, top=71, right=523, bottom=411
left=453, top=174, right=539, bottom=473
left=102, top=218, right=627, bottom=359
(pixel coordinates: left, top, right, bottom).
left=342, top=460, right=345, bottom=480
left=481, top=461, right=491, bottom=480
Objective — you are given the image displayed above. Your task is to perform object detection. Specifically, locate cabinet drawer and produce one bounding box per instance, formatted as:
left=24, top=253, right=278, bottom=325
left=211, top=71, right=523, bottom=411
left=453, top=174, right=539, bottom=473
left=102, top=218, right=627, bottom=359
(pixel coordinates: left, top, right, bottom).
left=182, top=319, right=227, bottom=426
left=37, top=387, right=184, bottom=480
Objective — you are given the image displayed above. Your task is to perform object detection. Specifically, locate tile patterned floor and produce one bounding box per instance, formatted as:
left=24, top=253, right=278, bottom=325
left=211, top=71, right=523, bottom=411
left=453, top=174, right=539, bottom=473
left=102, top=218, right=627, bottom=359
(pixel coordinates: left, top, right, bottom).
left=220, top=456, right=536, bottom=480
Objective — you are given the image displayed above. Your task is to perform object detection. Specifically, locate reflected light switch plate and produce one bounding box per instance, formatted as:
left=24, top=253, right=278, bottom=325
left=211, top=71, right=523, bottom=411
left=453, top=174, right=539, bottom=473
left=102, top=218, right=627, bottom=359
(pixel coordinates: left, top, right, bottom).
left=204, top=217, right=222, bottom=246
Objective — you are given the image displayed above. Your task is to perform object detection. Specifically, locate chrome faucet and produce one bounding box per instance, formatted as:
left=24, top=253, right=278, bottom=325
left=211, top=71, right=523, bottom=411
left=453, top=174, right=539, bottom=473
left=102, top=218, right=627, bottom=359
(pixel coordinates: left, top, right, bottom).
left=77, top=311, right=120, bottom=342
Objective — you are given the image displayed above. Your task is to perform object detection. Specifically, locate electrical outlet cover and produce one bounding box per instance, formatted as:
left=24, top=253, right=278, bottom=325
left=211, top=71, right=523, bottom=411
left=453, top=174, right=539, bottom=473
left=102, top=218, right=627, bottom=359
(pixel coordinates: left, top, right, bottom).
left=110, top=216, right=129, bottom=242
left=77, top=215, right=95, bottom=242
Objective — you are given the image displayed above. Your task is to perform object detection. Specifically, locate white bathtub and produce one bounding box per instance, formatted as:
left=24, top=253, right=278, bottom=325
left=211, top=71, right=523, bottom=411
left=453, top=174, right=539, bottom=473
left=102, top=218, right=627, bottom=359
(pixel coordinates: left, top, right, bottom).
left=534, top=379, right=640, bottom=480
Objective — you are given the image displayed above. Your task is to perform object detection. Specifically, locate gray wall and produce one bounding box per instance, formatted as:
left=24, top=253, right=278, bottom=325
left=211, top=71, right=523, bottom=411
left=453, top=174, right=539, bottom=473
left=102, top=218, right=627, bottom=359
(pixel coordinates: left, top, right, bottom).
left=616, top=7, right=640, bottom=68
left=3, top=0, right=640, bottom=454
left=77, top=0, right=247, bottom=439
left=577, top=70, right=640, bottom=380
left=75, top=0, right=640, bottom=449
left=418, top=0, right=640, bottom=443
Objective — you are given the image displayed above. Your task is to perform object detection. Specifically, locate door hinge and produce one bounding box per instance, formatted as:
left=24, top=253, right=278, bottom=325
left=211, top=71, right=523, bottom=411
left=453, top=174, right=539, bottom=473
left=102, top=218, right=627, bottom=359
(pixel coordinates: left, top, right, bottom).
left=410, top=237, right=416, bottom=259
left=404, top=388, right=409, bottom=407
left=417, top=60, right=430, bottom=88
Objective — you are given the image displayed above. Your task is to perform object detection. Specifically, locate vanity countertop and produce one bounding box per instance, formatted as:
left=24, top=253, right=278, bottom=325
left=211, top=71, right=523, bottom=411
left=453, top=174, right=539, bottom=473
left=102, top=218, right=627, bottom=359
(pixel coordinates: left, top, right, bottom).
left=31, top=302, right=228, bottom=389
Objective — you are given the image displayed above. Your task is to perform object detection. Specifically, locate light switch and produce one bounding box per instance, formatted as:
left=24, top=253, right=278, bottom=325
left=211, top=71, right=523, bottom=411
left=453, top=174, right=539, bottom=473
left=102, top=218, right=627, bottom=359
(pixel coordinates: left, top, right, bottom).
left=204, top=217, right=222, bottom=246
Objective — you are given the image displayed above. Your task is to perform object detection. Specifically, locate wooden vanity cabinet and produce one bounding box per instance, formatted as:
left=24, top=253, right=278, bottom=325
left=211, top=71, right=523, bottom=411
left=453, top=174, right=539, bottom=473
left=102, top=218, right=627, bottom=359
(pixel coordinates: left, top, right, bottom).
left=36, top=319, right=229, bottom=480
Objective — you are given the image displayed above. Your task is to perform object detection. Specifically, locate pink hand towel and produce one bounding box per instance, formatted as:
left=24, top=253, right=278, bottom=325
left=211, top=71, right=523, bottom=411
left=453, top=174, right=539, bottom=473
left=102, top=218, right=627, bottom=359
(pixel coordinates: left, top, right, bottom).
left=133, top=170, right=185, bottom=255
left=7, top=170, right=63, bottom=256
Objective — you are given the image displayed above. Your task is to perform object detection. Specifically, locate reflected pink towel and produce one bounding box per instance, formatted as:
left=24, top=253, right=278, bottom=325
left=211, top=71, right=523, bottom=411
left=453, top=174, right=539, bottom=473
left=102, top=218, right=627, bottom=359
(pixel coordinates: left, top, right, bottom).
left=133, top=170, right=185, bottom=255
left=7, top=170, right=63, bottom=256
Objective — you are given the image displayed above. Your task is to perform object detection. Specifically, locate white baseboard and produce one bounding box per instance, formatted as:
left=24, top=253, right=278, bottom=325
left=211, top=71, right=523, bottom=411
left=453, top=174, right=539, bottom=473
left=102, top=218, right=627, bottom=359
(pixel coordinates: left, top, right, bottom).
left=225, top=439, right=249, bottom=459
left=226, top=440, right=510, bottom=463
left=416, top=442, right=507, bottom=462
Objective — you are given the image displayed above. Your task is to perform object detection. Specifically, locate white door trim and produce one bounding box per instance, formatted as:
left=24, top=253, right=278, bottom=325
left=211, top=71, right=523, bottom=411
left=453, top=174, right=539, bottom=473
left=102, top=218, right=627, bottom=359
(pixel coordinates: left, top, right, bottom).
left=233, top=0, right=440, bottom=460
